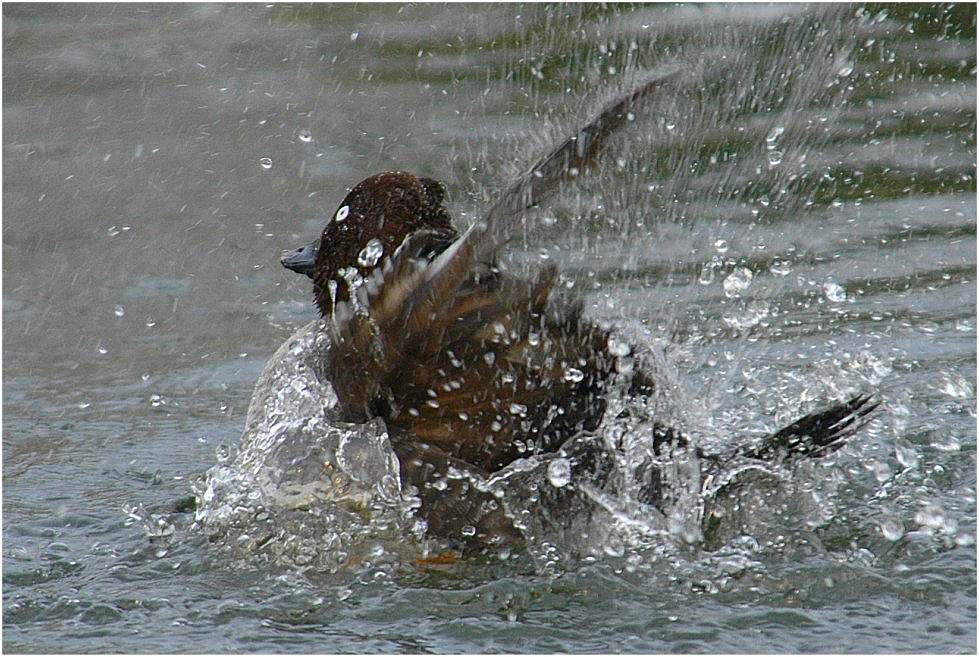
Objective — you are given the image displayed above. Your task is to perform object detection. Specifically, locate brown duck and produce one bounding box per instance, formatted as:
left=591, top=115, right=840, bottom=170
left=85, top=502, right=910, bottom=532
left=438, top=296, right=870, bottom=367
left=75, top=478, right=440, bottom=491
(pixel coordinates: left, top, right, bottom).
left=281, top=75, right=878, bottom=546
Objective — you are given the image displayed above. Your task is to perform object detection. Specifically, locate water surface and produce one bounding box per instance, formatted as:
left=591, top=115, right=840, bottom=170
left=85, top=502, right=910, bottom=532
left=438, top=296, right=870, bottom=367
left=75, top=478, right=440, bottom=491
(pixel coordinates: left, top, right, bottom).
left=3, top=4, right=975, bottom=653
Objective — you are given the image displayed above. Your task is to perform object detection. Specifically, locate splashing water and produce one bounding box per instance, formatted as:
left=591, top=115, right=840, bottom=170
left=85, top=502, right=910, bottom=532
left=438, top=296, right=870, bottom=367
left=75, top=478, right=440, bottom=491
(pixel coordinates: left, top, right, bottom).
left=1, top=2, right=972, bottom=654
left=189, top=4, right=967, bottom=580
left=192, top=322, right=425, bottom=572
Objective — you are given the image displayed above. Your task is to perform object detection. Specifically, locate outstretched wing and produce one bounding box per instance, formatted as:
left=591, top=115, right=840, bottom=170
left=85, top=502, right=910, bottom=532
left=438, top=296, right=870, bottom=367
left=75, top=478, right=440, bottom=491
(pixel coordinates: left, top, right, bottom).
left=474, top=69, right=683, bottom=262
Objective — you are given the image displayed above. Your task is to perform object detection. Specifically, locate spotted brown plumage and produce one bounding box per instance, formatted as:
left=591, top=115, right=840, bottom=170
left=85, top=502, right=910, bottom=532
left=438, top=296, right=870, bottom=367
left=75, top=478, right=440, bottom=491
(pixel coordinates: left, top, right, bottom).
left=313, top=171, right=618, bottom=473
left=280, top=74, right=879, bottom=547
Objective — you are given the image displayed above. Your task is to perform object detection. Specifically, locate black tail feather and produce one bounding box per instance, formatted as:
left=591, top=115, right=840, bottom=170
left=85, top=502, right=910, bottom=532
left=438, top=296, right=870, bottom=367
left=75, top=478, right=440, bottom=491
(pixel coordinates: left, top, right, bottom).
left=739, top=394, right=880, bottom=462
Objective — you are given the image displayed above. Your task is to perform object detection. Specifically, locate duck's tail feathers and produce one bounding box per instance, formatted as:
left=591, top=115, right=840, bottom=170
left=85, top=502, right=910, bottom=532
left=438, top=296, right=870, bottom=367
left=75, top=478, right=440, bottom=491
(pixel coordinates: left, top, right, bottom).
left=739, top=393, right=880, bottom=462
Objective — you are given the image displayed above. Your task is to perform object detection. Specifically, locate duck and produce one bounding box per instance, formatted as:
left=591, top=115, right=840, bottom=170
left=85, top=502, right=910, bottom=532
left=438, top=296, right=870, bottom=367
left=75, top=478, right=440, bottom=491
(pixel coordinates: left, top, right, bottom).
left=278, top=74, right=879, bottom=548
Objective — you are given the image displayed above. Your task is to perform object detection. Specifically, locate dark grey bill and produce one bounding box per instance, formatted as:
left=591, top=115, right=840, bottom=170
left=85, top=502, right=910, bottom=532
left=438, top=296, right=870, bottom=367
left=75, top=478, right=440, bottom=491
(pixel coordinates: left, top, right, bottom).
left=280, top=240, right=319, bottom=278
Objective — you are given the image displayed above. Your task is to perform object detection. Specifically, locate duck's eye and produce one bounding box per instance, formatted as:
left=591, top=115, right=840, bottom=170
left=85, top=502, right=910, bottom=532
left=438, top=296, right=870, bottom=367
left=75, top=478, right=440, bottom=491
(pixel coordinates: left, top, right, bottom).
left=335, top=205, right=350, bottom=223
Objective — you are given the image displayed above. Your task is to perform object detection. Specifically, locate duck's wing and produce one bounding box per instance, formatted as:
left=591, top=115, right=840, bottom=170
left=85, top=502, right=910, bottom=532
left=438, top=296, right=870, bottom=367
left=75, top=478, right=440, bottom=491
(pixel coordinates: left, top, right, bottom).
left=326, top=72, right=683, bottom=419
left=324, top=229, right=473, bottom=420
left=327, top=226, right=612, bottom=472
left=327, top=228, right=604, bottom=422
left=474, top=69, right=682, bottom=261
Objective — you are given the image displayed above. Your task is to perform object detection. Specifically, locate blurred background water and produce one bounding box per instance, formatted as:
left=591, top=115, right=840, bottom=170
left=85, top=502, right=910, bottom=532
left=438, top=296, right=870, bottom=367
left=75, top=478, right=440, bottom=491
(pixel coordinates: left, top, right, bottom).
left=3, top=3, right=975, bottom=653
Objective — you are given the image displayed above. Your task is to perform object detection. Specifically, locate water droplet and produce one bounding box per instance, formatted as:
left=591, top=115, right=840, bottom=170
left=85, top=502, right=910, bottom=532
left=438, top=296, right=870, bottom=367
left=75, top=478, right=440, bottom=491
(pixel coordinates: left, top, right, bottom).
left=608, top=338, right=631, bottom=357
left=350, top=31, right=359, bottom=42
left=603, top=541, right=625, bottom=557
left=939, top=374, right=973, bottom=399
left=930, top=434, right=961, bottom=452
left=338, top=266, right=363, bottom=289
left=769, top=260, right=792, bottom=277
left=335, top=205, right=350, bottom=223
left=723, top=267, right=753, bottom=297
left=837, top=63, right=854, bottom=77
left=259, top=157, right=272, bottom=170
left=914, top=504, right=949, bottom=532
left=872, top=461, right=892, bottom=482
left=141, top=373, right=150, bottom=382
left=357, top=238, right=384, bottom=267
left=114, top=305, right=125, bottom=317
left=150, top=393, right=166, bottom=407
left=460, top=525, right=476, bottom=537
left=879, top=517, right=904, bottom=541
left=698, top=264, right=715, bottom=286
left=563, top=367, right=584, bottom=383
left=298, top=129, right=313, bottom=143
left=713, top=239, right=728, bottom=253
left=509, top=403, right=527, bottom=416
left=97, top=345, right=108, bottom=355
left=767, top=150, right=783, bottom=166
left=894, top=442, right=919, bottom=470
left=765, top=126, right=784, bottom=144
left=736, top=299, right=770, bottom=329
left=823, top=281, right=847, bottom=302
left=547, top=458, right=572, bottom=488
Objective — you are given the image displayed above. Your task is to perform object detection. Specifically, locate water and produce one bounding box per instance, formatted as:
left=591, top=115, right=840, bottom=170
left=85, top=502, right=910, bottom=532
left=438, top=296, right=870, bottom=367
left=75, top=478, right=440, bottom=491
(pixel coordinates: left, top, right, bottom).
left=3, top=4, right=975, bottom=653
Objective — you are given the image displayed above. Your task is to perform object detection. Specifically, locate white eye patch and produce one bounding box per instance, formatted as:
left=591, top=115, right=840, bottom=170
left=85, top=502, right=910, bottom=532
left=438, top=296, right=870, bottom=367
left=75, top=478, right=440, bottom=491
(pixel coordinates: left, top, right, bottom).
left=335, top=205, right=350, bottom=222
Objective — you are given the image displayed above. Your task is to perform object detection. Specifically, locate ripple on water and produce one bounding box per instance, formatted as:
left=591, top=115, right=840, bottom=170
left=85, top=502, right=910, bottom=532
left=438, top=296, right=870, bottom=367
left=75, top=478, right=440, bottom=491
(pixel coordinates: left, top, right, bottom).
left=122, top=277, right=191, bottom=300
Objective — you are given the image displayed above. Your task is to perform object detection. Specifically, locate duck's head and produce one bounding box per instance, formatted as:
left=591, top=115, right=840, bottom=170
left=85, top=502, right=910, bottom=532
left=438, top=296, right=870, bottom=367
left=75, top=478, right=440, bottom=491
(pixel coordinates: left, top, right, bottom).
left=300, top=171, right=457, bottom=317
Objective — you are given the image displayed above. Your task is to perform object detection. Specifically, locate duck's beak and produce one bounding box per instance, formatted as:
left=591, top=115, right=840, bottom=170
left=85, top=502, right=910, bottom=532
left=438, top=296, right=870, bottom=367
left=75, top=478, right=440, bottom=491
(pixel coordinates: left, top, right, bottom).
left=280, top=240, right=319, bottom=279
